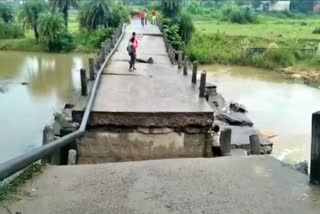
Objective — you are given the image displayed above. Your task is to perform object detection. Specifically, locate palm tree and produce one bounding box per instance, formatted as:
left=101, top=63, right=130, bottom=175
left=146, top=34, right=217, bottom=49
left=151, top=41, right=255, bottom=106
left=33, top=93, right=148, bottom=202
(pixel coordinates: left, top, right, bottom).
left=79, top=0, right=111, bottom=32
left=19, top=1, right=48, bottom=42
left=0, top=2, right=14, bottom=23
left=38, top=11, right=65, bottom=51
left=50, top=0, right=78, bottom=27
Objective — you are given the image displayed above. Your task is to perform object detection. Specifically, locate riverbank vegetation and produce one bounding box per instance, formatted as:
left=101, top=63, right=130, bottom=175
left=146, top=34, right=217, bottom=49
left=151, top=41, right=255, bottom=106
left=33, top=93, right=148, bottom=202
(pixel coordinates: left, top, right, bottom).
left=184, top=2, right=320, bottom=72
left=0, top=0, right=130, bottom=53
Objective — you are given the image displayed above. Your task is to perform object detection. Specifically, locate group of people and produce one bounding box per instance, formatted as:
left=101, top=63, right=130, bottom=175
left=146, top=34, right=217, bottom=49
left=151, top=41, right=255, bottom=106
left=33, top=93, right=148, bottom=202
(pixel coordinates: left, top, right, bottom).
left=140, top=9, right=157, bottom=27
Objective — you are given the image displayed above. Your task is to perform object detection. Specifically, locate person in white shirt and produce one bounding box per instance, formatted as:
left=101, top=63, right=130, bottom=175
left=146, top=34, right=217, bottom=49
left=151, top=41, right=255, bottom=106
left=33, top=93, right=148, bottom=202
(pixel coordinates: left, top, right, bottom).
left=209, top=124, right=222, bottom=157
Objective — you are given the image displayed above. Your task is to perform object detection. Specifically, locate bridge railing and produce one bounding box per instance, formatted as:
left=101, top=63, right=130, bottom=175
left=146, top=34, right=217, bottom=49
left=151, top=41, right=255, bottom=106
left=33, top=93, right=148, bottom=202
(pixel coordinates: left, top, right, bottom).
left=0, top=23, right=126, bottom=181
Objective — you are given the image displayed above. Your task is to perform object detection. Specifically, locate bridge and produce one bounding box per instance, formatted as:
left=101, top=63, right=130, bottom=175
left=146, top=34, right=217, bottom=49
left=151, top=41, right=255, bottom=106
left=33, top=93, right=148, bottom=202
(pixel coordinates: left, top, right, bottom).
left=0, top=20, right=320, bottom=213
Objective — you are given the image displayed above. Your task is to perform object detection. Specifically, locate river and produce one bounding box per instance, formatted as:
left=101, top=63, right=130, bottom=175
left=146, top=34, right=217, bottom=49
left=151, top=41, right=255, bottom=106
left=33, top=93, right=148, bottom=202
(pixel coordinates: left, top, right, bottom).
left=204, top=65, right=320, bottom=164
left=0, top=51, right=91, bottom=164
left=0, top=52, right=318, bottom=165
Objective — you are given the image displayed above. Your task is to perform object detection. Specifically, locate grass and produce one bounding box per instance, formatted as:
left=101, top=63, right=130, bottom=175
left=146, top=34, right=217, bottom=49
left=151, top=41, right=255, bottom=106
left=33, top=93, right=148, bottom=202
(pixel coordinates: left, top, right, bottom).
left=195, top=20, right=320, bottom=40
left=188, top=11, right=320, bottom=70
left=0, top=163, right=45, bottom=202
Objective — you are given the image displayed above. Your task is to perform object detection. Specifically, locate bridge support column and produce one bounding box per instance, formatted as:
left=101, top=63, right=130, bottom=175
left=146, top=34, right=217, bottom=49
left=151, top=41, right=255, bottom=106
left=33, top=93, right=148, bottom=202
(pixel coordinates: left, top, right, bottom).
left=199, top=71, right=207, bottom=98
left=220, top=128, right=232, bottom=156
left=89, top=58, right=95, bottom=80
left=250, top=134, right=261, bottom=155
left=311, top=111, right=320, bottom=185
left=80, top=68, right=88, bottom=96
left=177, top=51, right=183, bottom=69
left=183, top=56, right=188, bottom=76
left=192, top=61, right=198, bottom=84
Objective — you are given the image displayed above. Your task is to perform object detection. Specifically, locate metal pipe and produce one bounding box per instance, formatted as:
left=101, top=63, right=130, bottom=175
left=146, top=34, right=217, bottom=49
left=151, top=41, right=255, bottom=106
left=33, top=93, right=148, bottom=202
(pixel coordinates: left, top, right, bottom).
left=0, top=24, right=126, bottom=181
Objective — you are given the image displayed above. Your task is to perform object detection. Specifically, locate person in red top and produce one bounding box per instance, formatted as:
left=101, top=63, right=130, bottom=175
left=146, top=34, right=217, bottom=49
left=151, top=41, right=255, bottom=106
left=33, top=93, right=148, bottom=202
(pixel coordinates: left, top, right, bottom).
left=127, top=32, right=138, bottom=71
left=140, top=10, right=145, bottom=27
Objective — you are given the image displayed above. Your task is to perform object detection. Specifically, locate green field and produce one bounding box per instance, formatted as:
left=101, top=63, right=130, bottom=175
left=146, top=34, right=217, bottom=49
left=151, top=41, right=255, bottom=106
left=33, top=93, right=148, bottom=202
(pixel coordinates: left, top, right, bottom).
left=195, top=19, right=320, bottom=40
left=187, top=11, right=320, bottom=70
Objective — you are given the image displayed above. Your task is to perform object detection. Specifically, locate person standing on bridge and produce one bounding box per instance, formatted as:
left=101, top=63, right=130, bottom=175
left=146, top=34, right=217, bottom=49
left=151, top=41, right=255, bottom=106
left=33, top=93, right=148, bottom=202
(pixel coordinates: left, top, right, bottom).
left=140, top=10, right=145, bottom=27
left=127, top=32, right=138, bottom=71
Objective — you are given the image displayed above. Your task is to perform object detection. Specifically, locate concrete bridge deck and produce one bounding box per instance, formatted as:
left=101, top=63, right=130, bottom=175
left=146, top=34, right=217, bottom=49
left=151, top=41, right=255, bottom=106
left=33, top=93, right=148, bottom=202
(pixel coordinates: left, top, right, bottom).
left=1, top=156, right=320, bottom=214
left=73, top=20, right=213, bottom=127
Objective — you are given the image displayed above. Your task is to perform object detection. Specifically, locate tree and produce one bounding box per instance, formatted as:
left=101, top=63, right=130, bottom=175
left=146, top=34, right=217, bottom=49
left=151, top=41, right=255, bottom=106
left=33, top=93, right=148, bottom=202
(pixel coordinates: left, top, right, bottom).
left=19, top=1, right=48, bottom=41
left=79, top=0, right=111, bottom=32
left=38, top=11, right=65, bottom=51
left=50, top=0, right=78, bottom=27
left=161, top=0, right=183, bottom=18
left=0, top=2, right=14, bottom=23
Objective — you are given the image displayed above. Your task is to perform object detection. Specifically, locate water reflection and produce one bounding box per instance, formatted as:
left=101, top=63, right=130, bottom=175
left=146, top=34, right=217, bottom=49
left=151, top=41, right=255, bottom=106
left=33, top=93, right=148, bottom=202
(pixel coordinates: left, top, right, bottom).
left=0, top=51, right=91, bottom=163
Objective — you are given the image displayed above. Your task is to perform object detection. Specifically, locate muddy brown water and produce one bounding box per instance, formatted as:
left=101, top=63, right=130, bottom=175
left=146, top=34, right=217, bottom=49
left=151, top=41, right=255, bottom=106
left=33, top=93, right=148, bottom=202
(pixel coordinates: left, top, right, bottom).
left=0, top=52, right=318, bottom=165
left=204, top=65, right=320, bottom=164
left=0, top=51, right=91, bottom=164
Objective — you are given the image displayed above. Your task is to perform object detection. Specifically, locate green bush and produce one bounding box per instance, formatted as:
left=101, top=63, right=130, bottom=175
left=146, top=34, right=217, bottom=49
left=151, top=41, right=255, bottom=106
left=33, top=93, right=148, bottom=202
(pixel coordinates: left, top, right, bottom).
left=76, top=26, right=113, bottom=50
left=312, top=27, right=320, bottom=34
left=0, top=21, right=24, bottom=39
left=163, top=18, right=184, bottom=50
left=185, top=2, right=202, bottom=15
left=178, top=12, right=194, bottom=44
left=0, top=2, right=14, bottom=23
left=55, top=32, right=75, bottom=52
left=220, top=5, right=258, bottom=24
left=251, top=48, right=295, bottom=69
left=109, top=3, right=130, bottom=28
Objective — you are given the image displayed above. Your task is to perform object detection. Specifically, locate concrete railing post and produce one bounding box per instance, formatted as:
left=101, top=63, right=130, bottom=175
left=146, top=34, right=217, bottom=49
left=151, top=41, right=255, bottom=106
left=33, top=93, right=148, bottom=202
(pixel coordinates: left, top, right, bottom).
left=101, top=44, right=106, bottom=61
left=183, top=56, right=188, bottom=76
left=68, top=149, right=77, bottom=165
left=80, top=68, right=87, bottom=96
left=311, top=111, right=320, bottom=185
left=220, top=128, right=232, bottom=156
left=95, top=57, right=100, bottom=70
left=177, top=51, right=183, bottom=69
left=192, top=61, right=198, bottom=84
left=249, top=134, right=261, bottom=155
left=199, top=71, right=207, bottom=98
left=89, top=58, right=95, bottom=80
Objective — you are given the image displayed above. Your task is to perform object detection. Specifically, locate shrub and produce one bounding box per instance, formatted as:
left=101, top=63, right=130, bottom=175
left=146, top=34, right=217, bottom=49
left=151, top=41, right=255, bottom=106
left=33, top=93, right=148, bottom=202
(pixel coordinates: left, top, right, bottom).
left=312, top=27, right=320, bottom=34
left=163, top=18, right=184, bottom=50
left=178, top=12, right=194, bottom=44
left=108, top=3, right=130, bottom=28
left=76, top=26, right=113, bottom=50
left=0, top=21, right=24, bottom=39
left=251, top=48, right=295, bottom=69
left=0, top=3, right=14, bottom=23
left=220, top=5, right=258, bottom=24
left=185, top=2, right=202, bottom=15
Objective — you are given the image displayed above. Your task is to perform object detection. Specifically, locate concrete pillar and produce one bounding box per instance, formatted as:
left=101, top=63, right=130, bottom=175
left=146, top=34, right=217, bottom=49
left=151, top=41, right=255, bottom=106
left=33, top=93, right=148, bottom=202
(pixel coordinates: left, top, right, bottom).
left=192, top=61, right=198, bottom=84
left=199, top=71, right=207, bottom=98
left=80, top=68, right=87, bottom=96
left=89, top=58, right=95, bottom=80
left=311, top=111, right=320, bottom=185
left=183, top=56, right=188, bottom=76
left=249, top=134, right=261, bottom=155
left=220, top=128, right=232, bottom=156
left=177, top=51, right=183, bottom=69
left=68, top=149, right=77, bottom=165
left=95, top=57, right=101, bottom=70
left=101, top=44, right=106, bottom=61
